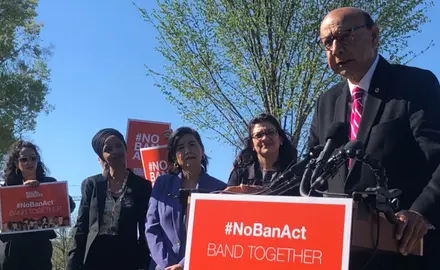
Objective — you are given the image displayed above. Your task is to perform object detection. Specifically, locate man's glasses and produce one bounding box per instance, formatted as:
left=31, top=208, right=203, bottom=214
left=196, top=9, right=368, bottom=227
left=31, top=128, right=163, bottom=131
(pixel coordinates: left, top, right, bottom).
left=18, top=156, right=38, bottom=164
left=317, top=24, right=368, bottom=51
left=252, top=129, right=278, bottom=140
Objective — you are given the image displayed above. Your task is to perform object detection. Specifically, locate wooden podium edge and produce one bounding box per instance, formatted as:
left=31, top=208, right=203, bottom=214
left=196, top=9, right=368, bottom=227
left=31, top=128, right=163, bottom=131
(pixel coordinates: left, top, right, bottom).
left=351, top=202, right=423, bottom=256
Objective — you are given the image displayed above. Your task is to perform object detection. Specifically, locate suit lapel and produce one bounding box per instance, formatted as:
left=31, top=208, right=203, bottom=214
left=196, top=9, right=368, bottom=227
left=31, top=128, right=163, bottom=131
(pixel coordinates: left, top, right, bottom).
left=345, top=56, right=390, bottom=188
left=171, top=174, right=183, bottom=234
left=332, top=83, right=350, bottom=188
left=84, top=174, right=107, bottom=261
left=96, top=175, right=107, bottom=227
left=333, top=82, right=350, bottom=124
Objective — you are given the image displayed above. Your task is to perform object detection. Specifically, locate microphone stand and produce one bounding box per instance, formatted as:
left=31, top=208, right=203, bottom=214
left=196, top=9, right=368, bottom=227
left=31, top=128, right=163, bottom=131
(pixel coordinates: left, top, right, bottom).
left=302, top=142, right=422, bottom=259
left=305, top=145, right=401, bottom=224
left=262, top=145, right=324, bottom=196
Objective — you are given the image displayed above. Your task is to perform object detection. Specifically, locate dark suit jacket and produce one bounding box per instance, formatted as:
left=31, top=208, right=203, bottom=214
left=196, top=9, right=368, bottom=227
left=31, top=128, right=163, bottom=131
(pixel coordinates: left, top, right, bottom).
left=228, top=162, right=300, bottom=196
left=67, top=170, right=152, bottom=270
left=308, top=55, right=440, bottom=265
left=228, top=162, right=267, bottom=186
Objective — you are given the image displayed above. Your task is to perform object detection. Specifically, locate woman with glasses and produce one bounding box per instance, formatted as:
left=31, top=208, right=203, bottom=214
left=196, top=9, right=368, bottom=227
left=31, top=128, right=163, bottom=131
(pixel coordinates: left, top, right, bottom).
left=227, top=113, right=298, bottom=193
left=67, top=128, right=152, bottom=270
left=0, top=140, right=76, bottom=270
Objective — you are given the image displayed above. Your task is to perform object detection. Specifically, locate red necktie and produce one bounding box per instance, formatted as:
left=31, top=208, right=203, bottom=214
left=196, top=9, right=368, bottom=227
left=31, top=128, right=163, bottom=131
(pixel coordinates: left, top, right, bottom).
left=349, top=87, right=364, bottom=166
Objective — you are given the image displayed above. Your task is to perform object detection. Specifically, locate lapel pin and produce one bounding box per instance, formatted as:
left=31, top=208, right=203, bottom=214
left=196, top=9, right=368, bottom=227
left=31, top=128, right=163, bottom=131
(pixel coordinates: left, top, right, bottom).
left=127, top=188, right=132, bottom=194
left=374, top=88, right=380, bottom=93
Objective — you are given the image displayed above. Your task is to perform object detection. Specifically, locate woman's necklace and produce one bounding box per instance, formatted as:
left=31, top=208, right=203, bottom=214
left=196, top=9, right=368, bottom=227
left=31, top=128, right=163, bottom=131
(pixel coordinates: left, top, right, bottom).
left=109, top=170, right=128, bottom=196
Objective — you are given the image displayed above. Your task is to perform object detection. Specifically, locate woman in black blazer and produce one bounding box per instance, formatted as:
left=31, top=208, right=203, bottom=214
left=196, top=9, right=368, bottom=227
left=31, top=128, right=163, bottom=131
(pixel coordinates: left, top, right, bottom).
left=67, top=128, right=152, bottom=270
left=228, top=113, right=298, bottom=195
left=0, top=140, right=76, bottom=270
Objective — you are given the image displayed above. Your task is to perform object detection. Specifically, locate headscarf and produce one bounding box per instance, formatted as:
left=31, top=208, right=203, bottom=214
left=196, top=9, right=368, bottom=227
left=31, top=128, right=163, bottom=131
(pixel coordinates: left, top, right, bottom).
left=91, top=128, right=127, bottom=161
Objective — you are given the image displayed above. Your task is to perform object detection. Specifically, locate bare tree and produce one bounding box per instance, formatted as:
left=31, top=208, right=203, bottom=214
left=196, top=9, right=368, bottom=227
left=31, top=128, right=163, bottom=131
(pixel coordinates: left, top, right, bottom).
left=51, top=218, right=75, bottom=269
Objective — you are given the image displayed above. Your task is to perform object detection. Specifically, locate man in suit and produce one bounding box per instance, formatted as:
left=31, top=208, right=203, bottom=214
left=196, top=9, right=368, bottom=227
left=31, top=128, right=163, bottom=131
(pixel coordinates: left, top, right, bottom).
left=308, top=7, right=440, bottom=269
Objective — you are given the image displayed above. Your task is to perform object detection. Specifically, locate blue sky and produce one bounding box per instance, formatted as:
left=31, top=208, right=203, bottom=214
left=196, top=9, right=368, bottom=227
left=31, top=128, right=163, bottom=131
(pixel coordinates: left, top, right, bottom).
left=27, top=1, right=440, bottom=201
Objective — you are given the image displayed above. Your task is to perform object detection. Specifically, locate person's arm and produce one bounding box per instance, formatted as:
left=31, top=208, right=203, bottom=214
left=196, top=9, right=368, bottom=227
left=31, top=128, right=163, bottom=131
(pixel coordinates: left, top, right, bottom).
left=137, top=179, right=152, bottom=269
left=408, top=70, right=440, bottom=226
left=66, top=178, right=93, bottom=270
left=145, top=178, right=177, bottom=269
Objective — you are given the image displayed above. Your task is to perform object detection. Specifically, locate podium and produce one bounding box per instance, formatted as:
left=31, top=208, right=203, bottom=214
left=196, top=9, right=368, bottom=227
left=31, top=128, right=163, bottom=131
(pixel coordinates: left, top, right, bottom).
left=351, top=201, right=423, bottom=256
left=184, top=187, right=423, bottom=266
left=183, top=192, right=354, bottom=270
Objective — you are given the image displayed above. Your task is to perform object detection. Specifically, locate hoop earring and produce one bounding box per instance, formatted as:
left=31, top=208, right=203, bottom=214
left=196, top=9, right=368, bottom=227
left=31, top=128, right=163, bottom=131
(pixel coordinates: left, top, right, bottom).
left=15, top=168, right=20, bottom=175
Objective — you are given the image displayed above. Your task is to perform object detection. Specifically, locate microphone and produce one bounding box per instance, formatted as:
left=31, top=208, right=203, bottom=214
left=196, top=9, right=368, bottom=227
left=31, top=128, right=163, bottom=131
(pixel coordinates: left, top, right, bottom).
left=307, top=145, right=324, bottom=159
left=267, top=145, right=324, bottom=192
left=344, top=140, right=365, bottom=159
left=310, top=140, right=363, bottom=190
left=309, top=122, right=349, bottom=184
left=168, top=188, right=214, bottom=205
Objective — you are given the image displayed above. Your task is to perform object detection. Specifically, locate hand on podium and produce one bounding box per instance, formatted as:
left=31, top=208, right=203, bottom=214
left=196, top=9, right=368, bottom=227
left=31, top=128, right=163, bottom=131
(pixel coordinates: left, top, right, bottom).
left=222, top=184, right=264, bottom=194
left=395, top=210, right=429, bottom=256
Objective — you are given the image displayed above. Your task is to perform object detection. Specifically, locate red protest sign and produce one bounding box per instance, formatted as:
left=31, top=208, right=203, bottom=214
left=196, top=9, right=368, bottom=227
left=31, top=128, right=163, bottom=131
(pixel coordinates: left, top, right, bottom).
left=125, top=119, right=170, bottom=177
left=185, top=194, right=353, bottom=270
left=140, top=146, right=169, bottom=185
left=0, top=182, right=71, bottom=234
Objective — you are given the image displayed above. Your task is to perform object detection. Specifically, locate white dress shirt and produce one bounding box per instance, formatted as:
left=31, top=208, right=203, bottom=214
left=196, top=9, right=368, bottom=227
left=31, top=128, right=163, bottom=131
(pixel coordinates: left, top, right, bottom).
left=347, top=54, right=380, bottom=102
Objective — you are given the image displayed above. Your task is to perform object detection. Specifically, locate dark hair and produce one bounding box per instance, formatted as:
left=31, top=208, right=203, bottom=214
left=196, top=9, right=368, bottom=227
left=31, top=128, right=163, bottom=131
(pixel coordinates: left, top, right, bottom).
left=167, top=127, right=209, bottom=174
left=234, top=113, right=297, bottom=171
left=3, top=140, right=48, bottom=186
left=362, top=11, right=375, bottom=29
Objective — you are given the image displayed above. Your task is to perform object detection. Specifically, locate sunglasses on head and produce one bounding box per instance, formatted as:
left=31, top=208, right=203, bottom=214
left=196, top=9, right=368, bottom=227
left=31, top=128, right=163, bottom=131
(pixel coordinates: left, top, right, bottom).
left=18, top=156, right=38, bottom=164
left=252, top=129, right=278, bottom=139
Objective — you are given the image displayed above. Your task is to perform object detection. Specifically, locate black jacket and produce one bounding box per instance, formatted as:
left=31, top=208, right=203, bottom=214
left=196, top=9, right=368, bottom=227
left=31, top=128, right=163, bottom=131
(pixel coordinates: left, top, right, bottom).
left=67, top=170, right=152, bottom=270
left=228, top=162, right=299, bottom=196
left=308, top=55, right=440, bottom=268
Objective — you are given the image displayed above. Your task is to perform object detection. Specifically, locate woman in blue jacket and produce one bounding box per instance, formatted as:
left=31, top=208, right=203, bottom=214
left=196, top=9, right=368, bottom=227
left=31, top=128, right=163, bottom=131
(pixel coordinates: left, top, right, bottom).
left=145, top=127, right=226, bottom=270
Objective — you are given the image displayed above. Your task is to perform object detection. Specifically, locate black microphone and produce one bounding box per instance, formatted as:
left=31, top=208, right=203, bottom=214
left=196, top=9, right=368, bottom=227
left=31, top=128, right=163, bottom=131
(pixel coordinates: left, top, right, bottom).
left=267, top=145, right=324, bottom=192
left=311, top=140, right=363, bottom=190
left=344, top=140, right=364, bottom=159
left=309, top=122, right=349, bottom=184
left=307, top=145, right=324, bottom=159
left=168, top=188, right=214, bottom=205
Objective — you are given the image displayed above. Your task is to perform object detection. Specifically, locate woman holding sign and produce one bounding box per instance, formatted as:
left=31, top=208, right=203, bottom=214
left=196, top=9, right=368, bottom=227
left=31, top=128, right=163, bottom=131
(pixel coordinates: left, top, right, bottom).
left=0, top=140, right=76, bottom=270
left=227, top=113, right=298, bottom=194
left=67, top=128, right=152, bottom=270
left=146, top=127, right=227, bottom=270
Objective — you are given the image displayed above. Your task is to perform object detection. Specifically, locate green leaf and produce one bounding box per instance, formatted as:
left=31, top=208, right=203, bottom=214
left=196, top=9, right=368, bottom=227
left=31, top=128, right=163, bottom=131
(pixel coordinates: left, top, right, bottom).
left=0, top=0, right=53, bottom=157
left=136, top=0, right=434, bottom=154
